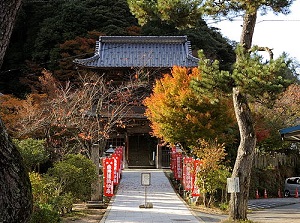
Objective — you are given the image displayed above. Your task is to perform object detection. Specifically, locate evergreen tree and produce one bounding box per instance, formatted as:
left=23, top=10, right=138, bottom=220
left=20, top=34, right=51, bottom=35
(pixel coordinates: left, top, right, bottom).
left=192, top=0, right=295, bottom=220
left=129, top=0, right=236, bottom=70
left=2, top=0, right=139, bottom=72
left=2, top=0, right=139, bottom=96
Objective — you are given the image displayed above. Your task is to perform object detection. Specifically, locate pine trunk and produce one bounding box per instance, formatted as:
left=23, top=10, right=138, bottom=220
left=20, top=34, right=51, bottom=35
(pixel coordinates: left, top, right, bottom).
left=229, top=10, right=258, bottom=220
left=0, top=1, right=32, bottom=220
left=229, top=87, right=256, bottom=220
left=0, top=118, right=33, bottom=222
left=0, top=0, right=22, bottom=68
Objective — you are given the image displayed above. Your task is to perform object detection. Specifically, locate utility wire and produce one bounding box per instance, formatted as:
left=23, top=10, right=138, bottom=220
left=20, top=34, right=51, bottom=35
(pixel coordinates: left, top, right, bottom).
left=256, top=19, right=300, bottom=24
left=206, top=17, right=300, bottom=25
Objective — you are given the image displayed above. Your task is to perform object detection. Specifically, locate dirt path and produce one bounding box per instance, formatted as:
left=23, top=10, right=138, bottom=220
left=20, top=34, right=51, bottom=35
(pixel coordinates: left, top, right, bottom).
left=62, top=203, right=106, bottom=223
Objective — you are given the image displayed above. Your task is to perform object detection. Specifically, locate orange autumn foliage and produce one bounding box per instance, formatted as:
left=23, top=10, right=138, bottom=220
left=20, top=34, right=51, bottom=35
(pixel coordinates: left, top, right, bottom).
left=144, top=66, right=235, bottom=146
left=0, top=93, right=46, bottom=136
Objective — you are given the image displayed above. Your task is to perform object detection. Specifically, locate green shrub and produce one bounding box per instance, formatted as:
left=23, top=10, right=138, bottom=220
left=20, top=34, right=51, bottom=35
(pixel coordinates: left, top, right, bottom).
left=47, top=154, right=97, bottom=201
left=29, top=172, right=58, bottom=204
left=30, top=204, right=61, bottom=223
left=51, top=192, right=74, bottom=215
left=14, top=138, right=49, bottom=172
left=219, top=202, right=229, bottom=211
left=29, top=154, right=97, bottom=219
left=30, top=172, right=76, bottom=217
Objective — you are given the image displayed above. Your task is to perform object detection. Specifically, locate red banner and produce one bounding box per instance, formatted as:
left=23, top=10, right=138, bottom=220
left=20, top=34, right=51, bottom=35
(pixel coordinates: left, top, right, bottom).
left=114, top=147, right=123, bottom=172
left=192, top=159, right=203, bottom=197
left=170, top=146, right=176, bottom=172
left=103, top=157, right=114, bottom=197
left=111, top=153, right=120, bottom=185
left=174, top=153, right=183, bottom=180
left=183, top=157, right=194, bottom=191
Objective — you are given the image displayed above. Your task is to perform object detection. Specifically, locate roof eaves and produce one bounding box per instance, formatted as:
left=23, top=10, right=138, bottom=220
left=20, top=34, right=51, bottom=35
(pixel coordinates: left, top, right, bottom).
left=74, top=54, right=100, bottom=67
left=279, top=125, right=300, bottom=142
left=279, top=125, right=300, bottom=134
left=99, top=36, right=188, bottom=44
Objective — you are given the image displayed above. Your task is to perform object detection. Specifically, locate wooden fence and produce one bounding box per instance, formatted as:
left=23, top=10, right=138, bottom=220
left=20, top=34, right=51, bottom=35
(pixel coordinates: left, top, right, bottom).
left=253, top=151, right=299, bottom=169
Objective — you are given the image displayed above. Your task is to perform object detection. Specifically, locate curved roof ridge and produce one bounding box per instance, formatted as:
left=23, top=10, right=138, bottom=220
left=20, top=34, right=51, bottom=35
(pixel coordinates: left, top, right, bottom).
left=99, top=36, right=188, bottom=44
left=74, top=35, right=199, bottom=68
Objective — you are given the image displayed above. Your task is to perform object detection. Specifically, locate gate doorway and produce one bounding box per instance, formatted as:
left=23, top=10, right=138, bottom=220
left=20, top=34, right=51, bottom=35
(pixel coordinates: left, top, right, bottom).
left=161, top=146, right=170, bottom=168
left=128, top=134, right=157, bottom=168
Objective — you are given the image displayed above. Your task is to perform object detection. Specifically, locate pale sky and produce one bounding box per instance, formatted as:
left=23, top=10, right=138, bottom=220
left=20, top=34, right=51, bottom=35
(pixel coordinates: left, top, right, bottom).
left=208, top=0, right=300, bottom=62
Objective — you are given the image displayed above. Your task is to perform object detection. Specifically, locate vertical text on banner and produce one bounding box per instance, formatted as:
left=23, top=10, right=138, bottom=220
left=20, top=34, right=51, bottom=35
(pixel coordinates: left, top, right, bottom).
left=174, top=152, right=183, bottom=180
left=111, top=153, right=120, bottom=185
left=183, top=157, right=194, bottom=192
left=192, top=159, right=202, bottom=197
left=103, top=157, right=114, bottom=197
left=170, top=146, right=176, bottom=173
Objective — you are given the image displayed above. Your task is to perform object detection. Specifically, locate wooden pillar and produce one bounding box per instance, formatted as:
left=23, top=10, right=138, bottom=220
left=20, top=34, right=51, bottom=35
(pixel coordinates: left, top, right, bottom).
left=91, top=144, right=101, bottom=201
left=156, top=144, right=162, bottom=169
left=124, top=132, right=129, bottom=168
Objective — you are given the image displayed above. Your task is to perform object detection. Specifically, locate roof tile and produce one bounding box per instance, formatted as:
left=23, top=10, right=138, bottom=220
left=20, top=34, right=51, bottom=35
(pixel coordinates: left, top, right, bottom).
left=74, top=36, right=199, bottom=68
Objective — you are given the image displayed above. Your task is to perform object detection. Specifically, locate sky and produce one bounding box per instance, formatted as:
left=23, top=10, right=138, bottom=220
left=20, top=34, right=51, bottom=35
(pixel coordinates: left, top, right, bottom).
left=208, top=0, right=300, bottom=62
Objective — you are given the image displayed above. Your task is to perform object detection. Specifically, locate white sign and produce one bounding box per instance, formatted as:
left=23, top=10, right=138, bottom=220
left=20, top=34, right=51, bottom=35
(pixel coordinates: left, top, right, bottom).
left=227, top=177, right=240, bottom=193
left=141, top=173, right=151, bottom=186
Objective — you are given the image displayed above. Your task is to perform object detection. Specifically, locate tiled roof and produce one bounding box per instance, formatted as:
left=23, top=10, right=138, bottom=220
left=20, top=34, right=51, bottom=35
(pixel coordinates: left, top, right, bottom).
left=74, top=36, right=199, bottom=68
left=279, top=125, right=300, bottom=141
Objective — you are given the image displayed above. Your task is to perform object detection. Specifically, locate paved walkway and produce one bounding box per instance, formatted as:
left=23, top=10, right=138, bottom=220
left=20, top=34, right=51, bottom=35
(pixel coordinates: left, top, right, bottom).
left=100, top=169, right=202, bottom=223
left=99, top=169, right=300, bottom=223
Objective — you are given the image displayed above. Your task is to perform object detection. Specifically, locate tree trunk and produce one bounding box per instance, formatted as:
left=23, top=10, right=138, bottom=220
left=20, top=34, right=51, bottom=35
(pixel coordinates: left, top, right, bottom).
left=0, top=0, right=22, bottom=68
left=0, top=1, right=32, bottom=221
left=0, top=119, right=33, bottom=222
left=229, top=10, right=257, bottom=220
left=239, top=10, right=257, bottom=50
left=229, top=87, right=256, bottom=220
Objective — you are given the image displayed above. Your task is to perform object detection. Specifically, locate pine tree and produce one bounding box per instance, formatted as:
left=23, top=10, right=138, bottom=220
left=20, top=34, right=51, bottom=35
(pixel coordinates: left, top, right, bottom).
left=192, top=0, right=294, bottom=219
left=0, top=0, right=33, bottom=222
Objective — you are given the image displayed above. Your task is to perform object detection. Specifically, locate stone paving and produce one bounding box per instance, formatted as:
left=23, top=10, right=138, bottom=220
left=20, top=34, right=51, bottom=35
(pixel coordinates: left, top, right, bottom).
left=248, top=197, right=300, bottom=211
left=100, top=169, right=202, bottom=223
left=99, top=169, right=300, bottom=223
